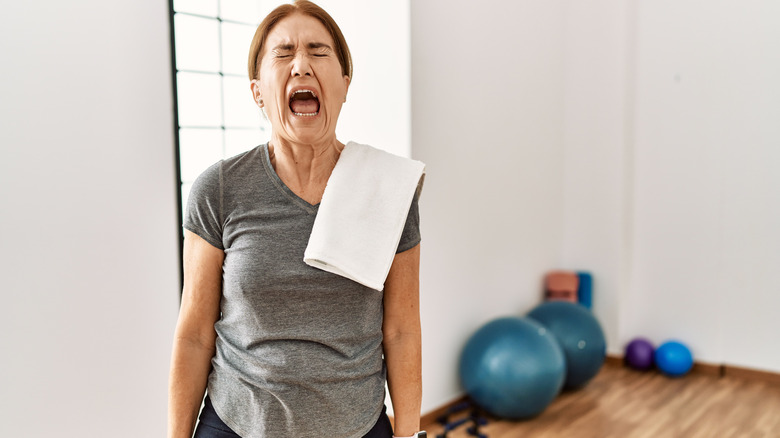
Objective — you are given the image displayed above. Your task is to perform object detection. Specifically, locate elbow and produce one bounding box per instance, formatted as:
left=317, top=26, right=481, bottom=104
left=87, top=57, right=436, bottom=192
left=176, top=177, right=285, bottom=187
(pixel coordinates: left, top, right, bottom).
left=383, top=324, right=421, bottom=350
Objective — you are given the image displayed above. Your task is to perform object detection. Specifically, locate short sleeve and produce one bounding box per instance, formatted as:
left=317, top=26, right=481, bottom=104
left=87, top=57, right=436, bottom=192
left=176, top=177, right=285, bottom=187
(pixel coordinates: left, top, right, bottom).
left=396, top=175, right=424, bottom=253
left=183, top=161, right=225, bottom=250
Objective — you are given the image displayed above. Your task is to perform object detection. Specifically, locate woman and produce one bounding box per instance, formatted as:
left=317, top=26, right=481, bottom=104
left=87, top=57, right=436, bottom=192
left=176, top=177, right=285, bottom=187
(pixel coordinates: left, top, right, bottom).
left=167, top=2, right=424, bottom=437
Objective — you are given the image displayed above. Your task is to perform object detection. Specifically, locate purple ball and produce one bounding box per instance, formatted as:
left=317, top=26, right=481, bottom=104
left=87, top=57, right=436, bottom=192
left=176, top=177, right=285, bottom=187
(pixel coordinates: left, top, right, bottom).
left=625, top=338, right=655, bottom=370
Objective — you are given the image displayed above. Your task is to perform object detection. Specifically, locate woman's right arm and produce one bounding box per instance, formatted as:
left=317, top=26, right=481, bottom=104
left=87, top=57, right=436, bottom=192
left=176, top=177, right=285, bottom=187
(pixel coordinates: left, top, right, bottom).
left=168, top=230, right=224, bottom=438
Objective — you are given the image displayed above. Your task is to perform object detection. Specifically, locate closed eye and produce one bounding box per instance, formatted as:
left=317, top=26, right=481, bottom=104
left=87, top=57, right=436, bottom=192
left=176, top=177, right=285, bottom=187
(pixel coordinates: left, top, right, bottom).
left=308, top=42, right=332, bottom=58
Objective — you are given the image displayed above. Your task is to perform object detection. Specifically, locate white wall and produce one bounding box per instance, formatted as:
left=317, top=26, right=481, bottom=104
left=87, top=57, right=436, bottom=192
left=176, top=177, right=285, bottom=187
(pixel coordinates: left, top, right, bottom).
left=0, top=1, right=179, bottom=437
left=318, top=0, right=412, bottom=157
left=411, top=0, right=567, bottom=413
left=622, top=1, right=780, bottom=370
left=557, top=0, right=780, bottom=371
left=560, top=0, right=632, bottom=355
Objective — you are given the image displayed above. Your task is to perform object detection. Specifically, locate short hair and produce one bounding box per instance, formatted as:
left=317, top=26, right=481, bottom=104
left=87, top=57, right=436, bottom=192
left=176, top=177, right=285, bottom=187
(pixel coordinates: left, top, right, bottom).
left=247, top=0, right=353, bottom=81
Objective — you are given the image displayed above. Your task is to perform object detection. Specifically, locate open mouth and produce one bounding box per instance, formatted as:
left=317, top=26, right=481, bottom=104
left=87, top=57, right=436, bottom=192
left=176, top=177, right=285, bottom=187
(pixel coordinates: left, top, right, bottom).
left=289, top=89, right=319, bottom=117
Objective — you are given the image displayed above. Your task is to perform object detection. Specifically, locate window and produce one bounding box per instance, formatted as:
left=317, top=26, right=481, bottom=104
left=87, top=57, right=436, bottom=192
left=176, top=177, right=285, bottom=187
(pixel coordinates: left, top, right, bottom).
left=170, top=0, right=276, bottom=224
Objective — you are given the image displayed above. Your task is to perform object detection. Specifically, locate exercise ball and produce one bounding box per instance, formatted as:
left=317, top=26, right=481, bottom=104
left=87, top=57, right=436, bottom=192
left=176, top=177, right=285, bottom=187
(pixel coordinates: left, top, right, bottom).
left=655, top=340, right=693, bottom=377
left=459, top=316, right=565, bottom=419
left=625, top=338, right=655, bottom=370
left=527, top=301, right=606, bottom=389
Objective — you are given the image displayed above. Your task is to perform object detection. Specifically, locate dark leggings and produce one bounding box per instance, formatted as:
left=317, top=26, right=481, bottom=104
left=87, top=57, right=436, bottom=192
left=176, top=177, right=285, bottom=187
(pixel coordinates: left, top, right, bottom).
left=193, top=395, right=394, bottom=438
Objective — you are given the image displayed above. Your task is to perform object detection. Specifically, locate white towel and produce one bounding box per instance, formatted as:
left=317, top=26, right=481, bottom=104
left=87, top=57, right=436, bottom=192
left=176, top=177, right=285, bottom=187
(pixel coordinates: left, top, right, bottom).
left=304, top=141, right=425, bottom=291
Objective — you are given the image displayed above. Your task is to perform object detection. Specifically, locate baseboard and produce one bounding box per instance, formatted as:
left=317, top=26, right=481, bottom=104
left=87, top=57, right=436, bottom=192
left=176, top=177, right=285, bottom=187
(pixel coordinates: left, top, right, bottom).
left=608, top=352, right=723, bottom=377
left=724, top=364, right=780, bottom=385
left=607, top=353, right=780, bottom=382
left=604, top=354, right=624, bottom=367
left=692, top=361, right=723, bottom=377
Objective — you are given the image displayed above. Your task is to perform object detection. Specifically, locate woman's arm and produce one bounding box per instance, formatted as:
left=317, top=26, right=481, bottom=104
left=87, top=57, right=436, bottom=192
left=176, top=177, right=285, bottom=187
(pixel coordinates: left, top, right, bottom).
left=383, top=243, right=423, bottom=437
left=168, top=231, right=224, bottom=438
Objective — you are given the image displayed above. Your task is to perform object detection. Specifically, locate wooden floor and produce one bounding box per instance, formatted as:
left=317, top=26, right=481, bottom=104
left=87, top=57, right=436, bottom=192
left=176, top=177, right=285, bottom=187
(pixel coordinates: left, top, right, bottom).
left=424, top=363, right=780, bottom=438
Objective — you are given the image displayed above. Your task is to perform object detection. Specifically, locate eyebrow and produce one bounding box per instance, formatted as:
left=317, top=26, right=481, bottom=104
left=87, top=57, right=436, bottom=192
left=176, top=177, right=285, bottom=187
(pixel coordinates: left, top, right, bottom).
left=307, top=42, right=332, bottom=50
left=271, top=42, right=332, bottom=52
left=272, top=43, right=295, bottom=52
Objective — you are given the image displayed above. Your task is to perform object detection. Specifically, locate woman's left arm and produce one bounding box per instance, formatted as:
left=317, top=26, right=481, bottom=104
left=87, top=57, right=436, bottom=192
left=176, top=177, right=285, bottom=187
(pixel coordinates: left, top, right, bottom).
left=383, top=243, right=423, bottom=437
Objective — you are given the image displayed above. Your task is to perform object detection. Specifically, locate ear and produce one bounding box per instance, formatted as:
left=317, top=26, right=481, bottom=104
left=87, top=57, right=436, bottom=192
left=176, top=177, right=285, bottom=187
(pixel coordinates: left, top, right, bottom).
left=250, top=79, right=263, bottom=107
left=343, top=75, right=350, bottom=102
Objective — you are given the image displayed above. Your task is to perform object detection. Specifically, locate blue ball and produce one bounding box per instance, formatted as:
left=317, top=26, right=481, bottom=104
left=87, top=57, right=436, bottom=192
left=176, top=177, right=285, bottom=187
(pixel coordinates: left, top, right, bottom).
left=459, top=317, right=565, bottom=419
left=527, top=302, right=607, bottom=389
left=655, top=341, right=693, bottom=377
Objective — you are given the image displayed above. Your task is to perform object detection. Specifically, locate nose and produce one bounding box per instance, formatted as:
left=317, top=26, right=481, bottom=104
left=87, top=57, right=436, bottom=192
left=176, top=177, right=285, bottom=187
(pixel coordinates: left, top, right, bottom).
left=291, top=52, right=313, bottom=77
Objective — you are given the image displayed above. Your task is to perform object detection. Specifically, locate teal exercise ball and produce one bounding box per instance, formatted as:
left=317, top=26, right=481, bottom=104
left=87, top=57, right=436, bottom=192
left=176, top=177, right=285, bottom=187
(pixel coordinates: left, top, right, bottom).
left=527, top=302, right=606, bottom=389
left=459, top=316, right=566, bottom=419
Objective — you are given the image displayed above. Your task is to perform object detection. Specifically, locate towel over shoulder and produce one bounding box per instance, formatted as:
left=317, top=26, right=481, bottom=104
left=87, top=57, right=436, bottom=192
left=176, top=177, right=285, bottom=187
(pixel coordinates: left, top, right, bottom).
left=304, top=142, right=426, bottom=291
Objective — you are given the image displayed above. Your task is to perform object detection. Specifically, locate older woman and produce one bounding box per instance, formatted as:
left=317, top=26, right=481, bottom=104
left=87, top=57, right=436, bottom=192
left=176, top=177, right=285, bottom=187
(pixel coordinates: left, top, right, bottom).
left=167, top=2, right=424, bottom=438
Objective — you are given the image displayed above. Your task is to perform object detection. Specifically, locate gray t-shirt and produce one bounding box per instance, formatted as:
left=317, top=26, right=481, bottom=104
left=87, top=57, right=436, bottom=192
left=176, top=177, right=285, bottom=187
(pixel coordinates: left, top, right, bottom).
left=184, top=144, right=421, bottom=438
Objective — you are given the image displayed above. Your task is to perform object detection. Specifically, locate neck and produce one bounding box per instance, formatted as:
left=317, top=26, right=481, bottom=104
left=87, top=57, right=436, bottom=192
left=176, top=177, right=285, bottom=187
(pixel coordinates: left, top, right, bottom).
left=268, top=134, right=345, bottom=204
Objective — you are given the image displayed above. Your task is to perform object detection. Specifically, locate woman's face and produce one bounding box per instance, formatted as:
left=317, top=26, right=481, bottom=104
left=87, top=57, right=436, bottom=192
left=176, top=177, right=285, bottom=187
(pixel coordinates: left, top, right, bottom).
left=254, top=13, right=350, bottom=145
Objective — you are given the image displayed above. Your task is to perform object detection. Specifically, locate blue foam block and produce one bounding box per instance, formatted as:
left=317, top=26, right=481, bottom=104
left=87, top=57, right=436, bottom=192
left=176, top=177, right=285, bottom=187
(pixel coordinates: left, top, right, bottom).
left=576, top=272, right=592, bottom=309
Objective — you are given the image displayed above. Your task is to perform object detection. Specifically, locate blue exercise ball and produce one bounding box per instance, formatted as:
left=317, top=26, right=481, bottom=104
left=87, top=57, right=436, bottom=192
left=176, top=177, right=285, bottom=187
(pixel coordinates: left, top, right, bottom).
left=527, top=301, right=606, bottom=389
left=459, top=316, right=566, bottom=419
left=655, top=340, right=693, bottom=377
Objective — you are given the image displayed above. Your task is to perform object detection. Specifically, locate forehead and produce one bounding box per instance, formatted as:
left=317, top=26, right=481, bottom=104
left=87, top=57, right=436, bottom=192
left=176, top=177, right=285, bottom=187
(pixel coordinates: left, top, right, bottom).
left=264, top=13, right=335, bottom=49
